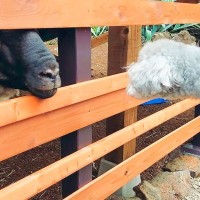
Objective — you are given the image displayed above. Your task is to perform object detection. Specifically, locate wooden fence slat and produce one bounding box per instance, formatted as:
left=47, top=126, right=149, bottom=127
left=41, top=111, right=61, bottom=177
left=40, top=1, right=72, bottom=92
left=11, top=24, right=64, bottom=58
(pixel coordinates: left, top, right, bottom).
left=123, top=26, right=141, bottom=158
left=0, top=72, right=128, bottom=128
left=0, top=89, right=147, bottom=161
left=0, top=99, right=199, bottom=200
left=0, top=1, right=200, bottom=29
left=106, top=26, right=142, bottom=163
left=105, top=26, right=129, bottom=163
left=67, top=116, right=200, bottom=200
left=91, top=32, right=108, bottom=48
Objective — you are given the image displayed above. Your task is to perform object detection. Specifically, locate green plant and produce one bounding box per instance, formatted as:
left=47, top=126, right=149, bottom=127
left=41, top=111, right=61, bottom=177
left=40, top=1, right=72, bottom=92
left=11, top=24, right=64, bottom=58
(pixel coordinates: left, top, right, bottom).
left=141, top=0, right=200, bottom=41
left=142, top=23, right=199, bottom=41
left=91, top=26, right=108, bottom=37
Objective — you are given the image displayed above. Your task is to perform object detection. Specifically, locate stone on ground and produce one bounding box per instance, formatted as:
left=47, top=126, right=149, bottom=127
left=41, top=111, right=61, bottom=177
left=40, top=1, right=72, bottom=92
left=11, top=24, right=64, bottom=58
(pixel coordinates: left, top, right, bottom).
left=139, top=171, right=192, bottom=200
left=164, top=154, right=200, bottom=177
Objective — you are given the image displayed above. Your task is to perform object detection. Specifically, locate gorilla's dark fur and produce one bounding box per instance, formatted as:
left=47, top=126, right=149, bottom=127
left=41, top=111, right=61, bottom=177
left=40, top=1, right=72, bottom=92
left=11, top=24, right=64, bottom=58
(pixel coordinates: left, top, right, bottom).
left=0, top=29, right=61, bottom=98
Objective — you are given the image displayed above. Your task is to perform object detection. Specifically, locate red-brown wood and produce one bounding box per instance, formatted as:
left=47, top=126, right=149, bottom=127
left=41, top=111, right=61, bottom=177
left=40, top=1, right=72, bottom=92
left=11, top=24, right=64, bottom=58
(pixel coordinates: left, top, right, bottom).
left=0, top=1, right=200, bottom=29
left=0, top=72, right=128, bottom=128
left=67, top=117, right=200, bottom=200
left=0, top=89, right=147, bottom=162
left=0, top=99, right=199, bottom=200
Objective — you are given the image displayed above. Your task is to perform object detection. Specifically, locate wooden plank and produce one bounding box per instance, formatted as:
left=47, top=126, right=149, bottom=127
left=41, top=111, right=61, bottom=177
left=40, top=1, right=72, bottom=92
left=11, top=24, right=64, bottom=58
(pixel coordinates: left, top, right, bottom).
left=0, top=72, right=128, bottom=128
left=105, top=25, right=141, bottom=163
left=67, top=116, right=200, bottom=200
left=105, top=26, right=129, bottom=163
left=127, top=26, right=142, bottom=65
left=91, top=32, right=108, bottom=48
left=123, top=26, right=141, bottom=159
left=0, top=89, right=147, bottom=161
left=0, top=1, right=200, bottom=29
left=0, top=99, right=199, bottom=200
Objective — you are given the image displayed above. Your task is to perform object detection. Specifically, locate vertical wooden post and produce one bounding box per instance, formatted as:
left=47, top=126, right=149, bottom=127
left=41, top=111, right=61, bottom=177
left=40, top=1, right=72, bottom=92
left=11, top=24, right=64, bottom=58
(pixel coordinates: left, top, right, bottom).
left=105, top=26, right=141, bottom=163
left=124, top=26, right=142, bottom=159
left=58, top=28, right=92, bottom=197
left=105, top=26, right=128, bottom=163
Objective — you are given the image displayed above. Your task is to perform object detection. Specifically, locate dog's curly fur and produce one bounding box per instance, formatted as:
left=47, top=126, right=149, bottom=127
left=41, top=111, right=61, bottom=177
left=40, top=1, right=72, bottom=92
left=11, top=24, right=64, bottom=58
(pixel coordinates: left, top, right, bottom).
left=127, top=39, right=200, bottom=100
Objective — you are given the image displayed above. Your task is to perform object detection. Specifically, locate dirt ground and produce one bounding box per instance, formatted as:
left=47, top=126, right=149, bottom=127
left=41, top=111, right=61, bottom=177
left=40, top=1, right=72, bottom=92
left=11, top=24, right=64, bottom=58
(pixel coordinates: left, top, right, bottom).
left=0, top=41, right=196, bottom=199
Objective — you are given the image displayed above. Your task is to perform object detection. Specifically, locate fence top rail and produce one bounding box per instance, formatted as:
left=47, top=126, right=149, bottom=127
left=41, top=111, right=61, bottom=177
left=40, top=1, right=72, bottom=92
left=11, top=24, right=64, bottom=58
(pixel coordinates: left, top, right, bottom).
left=0, top=73, right=128, bottom=128
left=0, top=0, right=200, bottom=29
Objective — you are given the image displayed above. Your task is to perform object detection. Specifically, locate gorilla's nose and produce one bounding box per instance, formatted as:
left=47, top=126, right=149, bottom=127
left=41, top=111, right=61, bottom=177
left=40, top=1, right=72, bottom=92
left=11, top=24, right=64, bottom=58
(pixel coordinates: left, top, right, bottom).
left=39, top=61, right=59, bottom=81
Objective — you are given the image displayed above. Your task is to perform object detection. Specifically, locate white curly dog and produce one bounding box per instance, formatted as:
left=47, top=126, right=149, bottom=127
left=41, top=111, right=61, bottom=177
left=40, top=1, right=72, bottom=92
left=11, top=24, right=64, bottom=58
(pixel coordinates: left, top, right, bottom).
left=127, top=39, right=200, bottom=100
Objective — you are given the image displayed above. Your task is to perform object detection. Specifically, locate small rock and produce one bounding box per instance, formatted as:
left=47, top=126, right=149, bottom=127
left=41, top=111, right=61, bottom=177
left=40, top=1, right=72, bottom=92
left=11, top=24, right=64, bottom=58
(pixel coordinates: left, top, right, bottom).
left=152, top=32, right=172, bottom=41
left=139, top=181, right=162, bottom=200
left=172, top=30, right=196, bottom=45
left=164, top=155, right=200, bottom=177
left=184, top=188, right=200, bottom=200
left=139, top=171, right=192, bottom=200
left=152, top=30, right=196, bottom=46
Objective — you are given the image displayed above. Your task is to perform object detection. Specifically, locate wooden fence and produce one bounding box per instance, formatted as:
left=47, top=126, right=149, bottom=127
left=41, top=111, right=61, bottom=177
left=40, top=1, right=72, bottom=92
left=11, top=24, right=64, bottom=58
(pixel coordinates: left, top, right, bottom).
left=0, top=0, right=200, bottom=199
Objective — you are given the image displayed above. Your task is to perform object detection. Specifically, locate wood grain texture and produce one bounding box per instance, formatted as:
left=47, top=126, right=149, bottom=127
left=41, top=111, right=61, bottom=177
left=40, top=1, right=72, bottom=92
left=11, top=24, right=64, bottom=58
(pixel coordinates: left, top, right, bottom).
left=67, top=116, right=200, bottom=200
left=105, top=26, right=129, bottom=163
left=0, top=72, right=128, bottom=128
left=123, top=25, right=141, bottom=159
left=0, top=99, right=199, bottom=200
left=91, top=32, right=108, bottom=48
left=0, top=89, right=147, bottom=161
left=105, top=26, right=141, bottom=163
left=0, top=1, right=200, bottom=29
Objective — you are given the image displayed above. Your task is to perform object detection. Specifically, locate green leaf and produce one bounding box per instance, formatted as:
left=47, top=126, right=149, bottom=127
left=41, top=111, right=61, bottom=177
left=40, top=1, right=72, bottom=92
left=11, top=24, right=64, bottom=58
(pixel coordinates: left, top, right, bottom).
left=146, top=29, right=153, bottom=41
left=91, top=28, right=97, bottom=37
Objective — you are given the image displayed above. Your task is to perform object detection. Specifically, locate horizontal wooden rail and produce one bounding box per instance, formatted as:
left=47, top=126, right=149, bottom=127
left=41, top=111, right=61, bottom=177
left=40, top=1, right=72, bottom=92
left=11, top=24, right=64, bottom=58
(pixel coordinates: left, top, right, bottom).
left=91, top=32, right=108, bottom=48
left=0, top=1, right=200, bottom=29
left=0, top=89, right=147, bottom=161
left=0, top=72, right=127, bottom=128
left=67, top=116, right=200, bottom=200
left=0, top=99, right=199, bottom=199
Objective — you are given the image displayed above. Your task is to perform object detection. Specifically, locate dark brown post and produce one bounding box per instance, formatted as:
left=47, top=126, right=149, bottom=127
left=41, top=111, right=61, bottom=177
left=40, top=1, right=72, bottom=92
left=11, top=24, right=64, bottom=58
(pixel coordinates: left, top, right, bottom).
left=105, top=26, right=129, bottom=163
left=105, top=26, right=141, bottom=163
left=58, top=28, right=92, bottom=197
